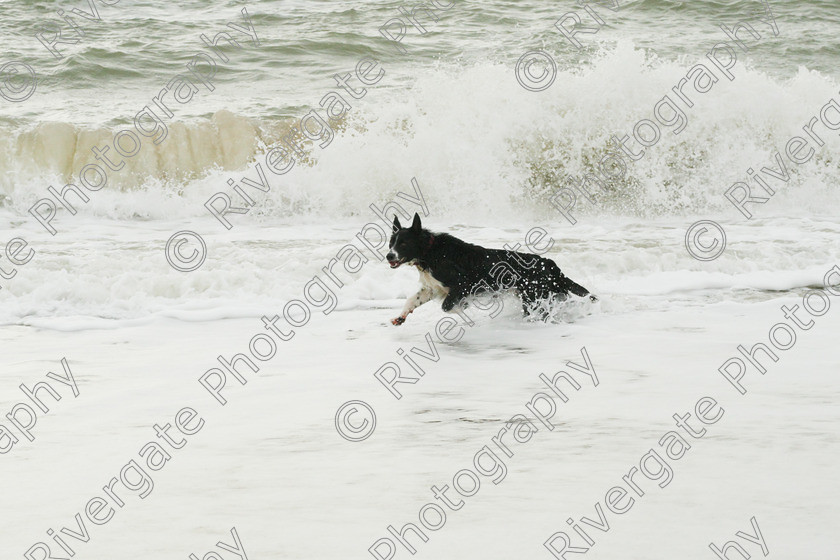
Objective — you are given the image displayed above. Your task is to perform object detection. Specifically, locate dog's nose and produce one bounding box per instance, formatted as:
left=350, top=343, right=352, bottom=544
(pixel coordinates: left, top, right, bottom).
left=386, top=252, right=396, bottom=261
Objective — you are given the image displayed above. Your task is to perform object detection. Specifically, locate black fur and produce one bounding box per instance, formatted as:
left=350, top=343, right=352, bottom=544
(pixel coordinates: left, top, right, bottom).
left=387, top=213, right=593, bottom=324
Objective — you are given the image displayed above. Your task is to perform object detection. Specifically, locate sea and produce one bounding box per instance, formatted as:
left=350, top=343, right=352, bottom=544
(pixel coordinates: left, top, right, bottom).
left=1, top=1, right=838, bottom=558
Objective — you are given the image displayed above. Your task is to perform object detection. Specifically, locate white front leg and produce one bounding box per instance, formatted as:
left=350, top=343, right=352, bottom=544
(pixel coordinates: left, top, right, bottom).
left=392, top=286, right=435, bottom=325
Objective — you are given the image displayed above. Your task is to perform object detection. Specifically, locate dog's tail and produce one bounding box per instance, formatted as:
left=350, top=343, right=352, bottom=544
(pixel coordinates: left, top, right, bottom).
left=542, top=258, right=597, bottom=301
left=562, top=276, right=591, bottom=298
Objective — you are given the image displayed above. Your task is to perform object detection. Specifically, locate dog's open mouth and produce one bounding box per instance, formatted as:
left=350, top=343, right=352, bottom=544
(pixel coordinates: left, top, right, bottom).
left=388, top=259, right=404, bottom=269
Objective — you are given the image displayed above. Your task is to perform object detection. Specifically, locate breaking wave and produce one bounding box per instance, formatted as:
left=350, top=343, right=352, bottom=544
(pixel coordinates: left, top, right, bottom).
left=2, top=42, right=839, bottom=223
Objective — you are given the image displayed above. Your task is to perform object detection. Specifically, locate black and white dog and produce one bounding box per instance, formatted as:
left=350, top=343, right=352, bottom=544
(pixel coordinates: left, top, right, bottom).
left=387, top=213, right=593, bottom=325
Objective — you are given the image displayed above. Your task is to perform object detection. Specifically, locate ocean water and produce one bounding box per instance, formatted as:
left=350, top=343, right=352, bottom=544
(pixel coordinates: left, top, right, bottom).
left=1, top=1, right=838, bottom=559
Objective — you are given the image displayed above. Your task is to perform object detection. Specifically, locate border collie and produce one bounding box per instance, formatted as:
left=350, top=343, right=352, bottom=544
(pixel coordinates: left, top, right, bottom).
left=387, top=214, right=594, bottom=325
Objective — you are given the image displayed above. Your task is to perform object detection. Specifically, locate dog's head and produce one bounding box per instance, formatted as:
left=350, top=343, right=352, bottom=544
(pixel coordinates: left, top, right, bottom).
left=387, top=213, right=424, bottom=269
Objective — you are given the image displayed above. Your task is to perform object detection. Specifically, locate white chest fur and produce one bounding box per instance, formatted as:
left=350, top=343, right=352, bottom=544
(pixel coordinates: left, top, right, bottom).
left=418, top=268, right=450, bottom=299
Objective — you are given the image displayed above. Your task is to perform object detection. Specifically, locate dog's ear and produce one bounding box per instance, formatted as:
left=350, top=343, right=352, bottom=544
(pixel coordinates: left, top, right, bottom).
left=411, top=212, right=421, bottom=232
left=392, top=215, right=401, bottom=233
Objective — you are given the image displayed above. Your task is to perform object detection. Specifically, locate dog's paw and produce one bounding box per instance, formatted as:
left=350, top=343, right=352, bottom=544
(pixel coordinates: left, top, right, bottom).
left=391, top=315, right=406, bottom=326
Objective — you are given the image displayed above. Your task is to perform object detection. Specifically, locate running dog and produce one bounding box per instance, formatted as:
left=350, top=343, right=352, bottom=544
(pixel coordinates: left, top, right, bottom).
left=386, top=214, right=593, bottom=325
